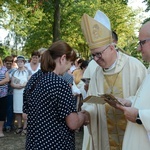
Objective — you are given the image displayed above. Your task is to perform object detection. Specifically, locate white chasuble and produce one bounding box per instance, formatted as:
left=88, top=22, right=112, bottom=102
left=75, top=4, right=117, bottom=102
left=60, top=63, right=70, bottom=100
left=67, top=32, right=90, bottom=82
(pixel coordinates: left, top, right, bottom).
left=122, top=74, right=150, bottom=150
left=82, top=52, right=147, bottom=150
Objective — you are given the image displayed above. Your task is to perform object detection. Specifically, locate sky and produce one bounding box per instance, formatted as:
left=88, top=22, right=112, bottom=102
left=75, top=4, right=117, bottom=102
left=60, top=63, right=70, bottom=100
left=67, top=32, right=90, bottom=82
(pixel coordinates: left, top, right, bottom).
left=128, top=0, right=150, bottom=34
left=0, top=0, right=150, bottom=44
left=0, top=29, right=8, bottom=43
left=128, top=0, right=146, bottom=8
left=128, top=0, right=150, bottom=17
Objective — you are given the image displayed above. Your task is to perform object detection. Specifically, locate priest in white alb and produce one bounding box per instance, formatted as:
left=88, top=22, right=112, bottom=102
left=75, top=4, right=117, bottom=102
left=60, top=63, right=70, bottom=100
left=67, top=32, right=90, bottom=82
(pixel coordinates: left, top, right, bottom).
left=115, top=21, right=150, bottom=150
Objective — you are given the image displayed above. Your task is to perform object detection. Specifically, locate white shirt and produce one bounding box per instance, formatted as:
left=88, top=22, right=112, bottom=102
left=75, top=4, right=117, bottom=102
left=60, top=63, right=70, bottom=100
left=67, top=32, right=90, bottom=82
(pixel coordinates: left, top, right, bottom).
left=25, top=63, right=40, bottom=75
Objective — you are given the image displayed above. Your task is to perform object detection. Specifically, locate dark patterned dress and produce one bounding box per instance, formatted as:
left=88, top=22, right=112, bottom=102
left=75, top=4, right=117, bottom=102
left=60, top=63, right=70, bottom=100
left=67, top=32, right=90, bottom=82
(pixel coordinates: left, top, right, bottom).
left=0, top=66, right=8, bottom=121
left=23, top=70, right=77, bottom=150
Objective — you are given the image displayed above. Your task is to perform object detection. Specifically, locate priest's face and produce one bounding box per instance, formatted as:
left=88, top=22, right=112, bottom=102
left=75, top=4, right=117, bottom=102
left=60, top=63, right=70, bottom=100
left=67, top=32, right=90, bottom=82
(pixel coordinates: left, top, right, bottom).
left=90, top=44, right=117, bottom=69
left=138, top=22, right=150, bottom=62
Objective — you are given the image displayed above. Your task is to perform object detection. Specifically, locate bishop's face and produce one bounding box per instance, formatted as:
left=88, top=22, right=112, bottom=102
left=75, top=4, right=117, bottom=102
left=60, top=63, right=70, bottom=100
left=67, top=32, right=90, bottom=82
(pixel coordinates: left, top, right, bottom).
left=90, top=44, right=116, bottom=69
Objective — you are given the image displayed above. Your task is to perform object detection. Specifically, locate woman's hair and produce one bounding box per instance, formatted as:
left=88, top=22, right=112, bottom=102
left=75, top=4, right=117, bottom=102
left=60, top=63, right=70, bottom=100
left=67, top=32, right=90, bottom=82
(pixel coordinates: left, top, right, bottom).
left=0, top=57, right=3, bottom=66
left=11, top=54, right=17, bottom=58
left=77, top=58, right=84, bottom=65
left=80, top=60, right=89, bottom=70
left=4, top=56, right=14, bottom=63
left=31, top=51, right=41, bottom=58
left=41, top=41, right=76, bottom=72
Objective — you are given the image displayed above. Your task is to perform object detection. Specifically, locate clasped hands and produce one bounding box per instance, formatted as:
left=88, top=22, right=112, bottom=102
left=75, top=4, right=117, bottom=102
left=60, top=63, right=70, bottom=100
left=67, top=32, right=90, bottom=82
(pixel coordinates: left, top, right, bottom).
left=15, top=82, right=27, bottom=89
left=78, top=110, right=90, bottom=126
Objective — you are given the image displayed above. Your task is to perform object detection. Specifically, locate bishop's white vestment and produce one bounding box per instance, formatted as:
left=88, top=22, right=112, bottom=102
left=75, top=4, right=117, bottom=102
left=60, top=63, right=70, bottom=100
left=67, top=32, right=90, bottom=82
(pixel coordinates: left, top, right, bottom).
left=82, top=52, right=147, bottom=150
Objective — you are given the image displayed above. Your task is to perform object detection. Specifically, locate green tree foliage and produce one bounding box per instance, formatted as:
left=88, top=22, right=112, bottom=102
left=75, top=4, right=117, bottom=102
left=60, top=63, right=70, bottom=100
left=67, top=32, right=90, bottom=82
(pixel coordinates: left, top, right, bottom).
left=101, top=0, right=128, bottom=5
left=0, top=43, right=11, bottom=59
left=99, top=2, right=136, bottom=49
left=1, top=0, right=45, bottom=56
left=0, top=0, right=140, bottom=61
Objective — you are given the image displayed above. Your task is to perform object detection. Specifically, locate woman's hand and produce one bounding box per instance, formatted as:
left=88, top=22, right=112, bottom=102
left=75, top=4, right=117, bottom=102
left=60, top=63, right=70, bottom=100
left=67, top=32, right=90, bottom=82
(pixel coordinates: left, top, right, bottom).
left=16, top=84, right=25, bottom=89
left=22, top=113, right=28, bottom=120
left=66, top=110, right=90, bottom=130
left=80, top=110, right=90, bottom=126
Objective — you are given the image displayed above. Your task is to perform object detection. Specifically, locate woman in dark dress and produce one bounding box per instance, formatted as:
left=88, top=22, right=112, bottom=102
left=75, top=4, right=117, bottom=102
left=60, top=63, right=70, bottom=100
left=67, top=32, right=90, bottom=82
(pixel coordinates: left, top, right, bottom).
left=23, top=41, right=89, bottom=150
left=0, top=57, right=9, bottom=137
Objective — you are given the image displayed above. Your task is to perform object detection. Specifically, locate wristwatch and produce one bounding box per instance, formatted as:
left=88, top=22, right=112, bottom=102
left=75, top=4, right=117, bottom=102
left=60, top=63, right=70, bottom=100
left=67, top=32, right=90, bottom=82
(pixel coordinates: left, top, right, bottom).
left=136, top=113, right=142, bottom=125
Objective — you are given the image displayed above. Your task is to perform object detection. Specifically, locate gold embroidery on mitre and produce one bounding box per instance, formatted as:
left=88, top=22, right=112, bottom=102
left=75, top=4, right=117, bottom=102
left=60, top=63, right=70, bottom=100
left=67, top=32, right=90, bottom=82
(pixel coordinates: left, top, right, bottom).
left=81, top=13, right=112, bottom=49
left=92, top=24, right=102, bottom=39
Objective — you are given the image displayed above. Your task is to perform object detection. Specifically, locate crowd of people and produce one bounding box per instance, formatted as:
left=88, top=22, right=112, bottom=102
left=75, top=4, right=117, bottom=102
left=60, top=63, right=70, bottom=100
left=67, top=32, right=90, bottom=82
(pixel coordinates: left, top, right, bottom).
left=0, top=9, right=150, bottom=150
left=0, top=52, right=42, bottom=137
left=0, top=44, right=90, bottom=140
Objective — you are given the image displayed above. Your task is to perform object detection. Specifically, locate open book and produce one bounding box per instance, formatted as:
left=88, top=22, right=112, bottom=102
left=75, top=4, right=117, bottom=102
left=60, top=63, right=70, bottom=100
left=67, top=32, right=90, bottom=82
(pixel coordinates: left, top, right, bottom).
left=83, top=93, right=124, bottom=106
left=13, top=77, right=20, bottom=84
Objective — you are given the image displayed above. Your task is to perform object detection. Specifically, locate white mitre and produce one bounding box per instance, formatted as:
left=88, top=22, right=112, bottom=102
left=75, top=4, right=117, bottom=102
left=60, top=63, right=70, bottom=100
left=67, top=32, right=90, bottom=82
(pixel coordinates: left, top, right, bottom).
left=81, top=10, right=112, bottom=49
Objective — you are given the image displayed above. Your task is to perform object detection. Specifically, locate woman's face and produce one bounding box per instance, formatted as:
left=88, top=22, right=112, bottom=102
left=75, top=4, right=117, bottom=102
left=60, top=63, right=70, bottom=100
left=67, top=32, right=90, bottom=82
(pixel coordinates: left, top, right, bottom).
left=31, top=55, right=40, bottom=64
left=60, top=60, right=72, bottom=75
left=60, top=55, right=73, bottom=75
left=17, top=60, right=25, bottom=68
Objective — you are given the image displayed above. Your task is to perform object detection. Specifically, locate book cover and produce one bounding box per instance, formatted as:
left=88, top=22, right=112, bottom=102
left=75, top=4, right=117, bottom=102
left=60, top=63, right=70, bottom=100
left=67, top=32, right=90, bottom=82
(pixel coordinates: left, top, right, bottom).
left=83, top=94, right=124, bottom=106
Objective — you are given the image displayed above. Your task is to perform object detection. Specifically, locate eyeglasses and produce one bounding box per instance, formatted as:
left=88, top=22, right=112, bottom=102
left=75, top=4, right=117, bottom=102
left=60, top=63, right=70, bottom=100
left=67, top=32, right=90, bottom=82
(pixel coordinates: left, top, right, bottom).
left=91, top=45, right=110, bottom=59
left=138, top=38, right=150, bottom=48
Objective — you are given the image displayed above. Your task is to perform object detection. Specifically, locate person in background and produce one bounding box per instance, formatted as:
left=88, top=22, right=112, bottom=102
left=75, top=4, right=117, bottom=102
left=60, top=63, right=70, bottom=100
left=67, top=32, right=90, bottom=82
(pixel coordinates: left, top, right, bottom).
left=73, top=60, right=89, bottom=112
left=73, top=60, right=89, bottom=86
left=38, top=48, right=47, bottom=56
left=70, top=57, right=84, bottom=73
left=11, top=56, right=31, bottom=135
left=23, top=41, right=90, bottom=150
left=3, top=56, right=16, bottom=132
left=112, top=21, right=150, bottom=150
left=81, top=10, right=147, bottom=150
left=61, top=71, right=74, bottom=87
left=60, top=70, right=78, bottom=95
left=11, top=54, right=18, bottom=69
left=73, top=60, right=89, bottom=99
left=0, top=57, right=9, bottom=137
left=61, top=71, right=83, bottom=112
left=25, top=51, right=41, bottom=75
